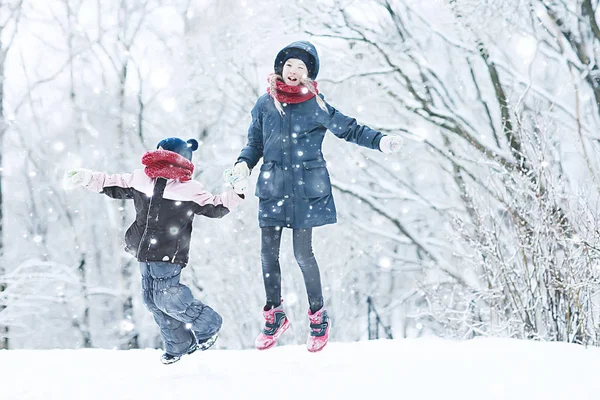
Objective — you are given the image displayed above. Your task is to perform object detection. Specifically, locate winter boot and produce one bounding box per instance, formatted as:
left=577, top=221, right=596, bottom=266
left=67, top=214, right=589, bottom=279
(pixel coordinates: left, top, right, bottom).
left=160, top=341, right=198, bottom=365
left=255, top=304, right=290, bottom=350
left=307, top=307, right=330, bottom=353
left=198, top=333, right=219, bottom=351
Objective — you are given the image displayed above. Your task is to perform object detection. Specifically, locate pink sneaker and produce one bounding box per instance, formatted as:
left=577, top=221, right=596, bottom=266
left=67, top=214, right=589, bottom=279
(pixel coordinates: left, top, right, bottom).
left=255, top=305, right=290, bottom=350
left=307, top=307, right=330, bottom=352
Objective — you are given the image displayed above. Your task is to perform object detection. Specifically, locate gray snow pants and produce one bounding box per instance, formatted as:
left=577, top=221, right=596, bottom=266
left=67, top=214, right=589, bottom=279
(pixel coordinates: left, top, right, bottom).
left=139, top=261, right=222, bottom=356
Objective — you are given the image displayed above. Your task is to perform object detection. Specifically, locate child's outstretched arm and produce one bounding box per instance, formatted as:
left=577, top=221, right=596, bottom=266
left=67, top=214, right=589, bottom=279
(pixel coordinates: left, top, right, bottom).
left=320, top=97, right=401, bottom=153
left=171, top=180, right=245, bottom=219
left=64, top=168, right=140, bottom=199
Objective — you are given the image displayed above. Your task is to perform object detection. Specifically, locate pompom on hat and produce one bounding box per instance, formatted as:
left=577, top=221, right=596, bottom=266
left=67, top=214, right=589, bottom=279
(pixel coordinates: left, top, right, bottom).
left=156, top=137, right=199, bottom=161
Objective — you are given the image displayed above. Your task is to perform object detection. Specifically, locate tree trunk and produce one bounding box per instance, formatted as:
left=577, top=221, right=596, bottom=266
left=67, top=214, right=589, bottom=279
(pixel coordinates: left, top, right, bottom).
left=0, top=49, right=8, bottom=350
left=118, top=59, right=138, bottom=350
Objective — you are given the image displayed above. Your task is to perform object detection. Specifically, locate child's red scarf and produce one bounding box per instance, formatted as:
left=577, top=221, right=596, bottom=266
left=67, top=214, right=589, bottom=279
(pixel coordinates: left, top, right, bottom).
left=142, top=150, right=194, bottom=182
left=267, top=74, right=319, bottom=104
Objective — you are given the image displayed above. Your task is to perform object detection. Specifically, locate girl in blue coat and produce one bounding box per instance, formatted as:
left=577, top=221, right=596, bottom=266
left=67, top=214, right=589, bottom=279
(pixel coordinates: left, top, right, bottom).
left=229, top=41, right=402, bottom=352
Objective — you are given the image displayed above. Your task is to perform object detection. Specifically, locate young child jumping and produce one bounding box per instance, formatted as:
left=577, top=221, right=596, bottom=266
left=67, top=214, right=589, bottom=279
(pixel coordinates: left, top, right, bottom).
left=65, top=137, right=246, bottom=364
left=228, top=41, right=402, bottom=352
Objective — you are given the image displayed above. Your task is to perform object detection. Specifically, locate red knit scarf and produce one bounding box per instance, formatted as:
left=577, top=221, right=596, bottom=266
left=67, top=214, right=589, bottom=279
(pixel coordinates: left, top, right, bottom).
left=267, top=74, right=319, bottom=104
left=141, top=150, right=194, bottom=182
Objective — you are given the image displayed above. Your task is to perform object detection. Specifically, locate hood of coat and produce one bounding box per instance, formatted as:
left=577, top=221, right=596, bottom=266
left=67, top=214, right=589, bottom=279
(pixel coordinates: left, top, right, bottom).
left=274, top=41, right=320, bottom=80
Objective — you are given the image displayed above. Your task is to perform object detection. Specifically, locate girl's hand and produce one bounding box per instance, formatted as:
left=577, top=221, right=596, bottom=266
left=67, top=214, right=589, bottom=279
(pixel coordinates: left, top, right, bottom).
left=223, top=168, right=248, bottom=195
left=379, top=135, right=403, bottom=154
left=224, top=162, right=250, bottom=194
left=63, top=168, right=93, bottom=190
left=232, top=177, right=248, bottom=195
left=233, top=162, right=250, bottom=178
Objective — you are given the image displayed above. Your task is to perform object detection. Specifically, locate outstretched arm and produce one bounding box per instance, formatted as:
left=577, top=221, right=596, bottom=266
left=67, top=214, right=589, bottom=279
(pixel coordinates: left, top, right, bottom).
left=321, top=98, right=402, bottom=153
left=192, top=188, right=245, bottom=214
left=166, top=179, right=244, bottom=218
left=193, top=189, right=245, bottom=218
left=64, top=168, right=139, bottom=199
left=86, top=171, right=139, bottom=199
left=321, top=100, right=384, bottom=151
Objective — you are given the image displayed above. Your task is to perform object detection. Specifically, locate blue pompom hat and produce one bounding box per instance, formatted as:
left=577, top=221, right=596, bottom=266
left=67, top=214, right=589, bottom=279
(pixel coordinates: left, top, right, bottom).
left=157, top=138, right=199, bottom=161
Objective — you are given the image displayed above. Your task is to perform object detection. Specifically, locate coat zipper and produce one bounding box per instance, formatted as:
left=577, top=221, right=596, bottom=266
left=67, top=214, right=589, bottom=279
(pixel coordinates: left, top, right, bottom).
left=137, top=184, right=155, bottom=259
left=137, top=178, right=165, bottom=259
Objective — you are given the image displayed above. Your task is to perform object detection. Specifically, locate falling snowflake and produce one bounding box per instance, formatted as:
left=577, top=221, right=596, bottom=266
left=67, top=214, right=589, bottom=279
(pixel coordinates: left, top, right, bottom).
left=514, top=35, right=537, bottom=64
left=161, top=97, right=177, bottom=113
left=378, top=257, right=392, bottom=269
left=119, top=319, right=135, bottom=334
left=53, top=142, right=65, bottom=152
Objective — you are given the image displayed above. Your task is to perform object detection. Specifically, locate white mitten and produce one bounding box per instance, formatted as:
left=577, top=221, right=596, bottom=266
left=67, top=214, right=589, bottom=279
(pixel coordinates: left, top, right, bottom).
left=233, top=162, right=250, bottom=178
left=223, top=168, right=248, bottom=195
left=223, top=168, right=235, bottom=185
left=379, top=135, right=403, bottom=154
left=63, top=168, right=93, bottom=189
left=232, top=177, right=248, bottom=195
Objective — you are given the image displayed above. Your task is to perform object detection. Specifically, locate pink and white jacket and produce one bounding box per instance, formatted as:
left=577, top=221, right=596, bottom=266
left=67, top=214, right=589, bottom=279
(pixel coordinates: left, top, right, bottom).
left=84, top=169, right=244, bottom=267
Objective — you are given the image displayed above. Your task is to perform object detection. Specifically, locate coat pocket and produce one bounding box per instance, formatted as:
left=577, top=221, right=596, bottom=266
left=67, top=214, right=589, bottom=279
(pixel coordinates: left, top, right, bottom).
left=255, top=162, right=284, bottom=199
left=301, top=159, right=332, bottom=198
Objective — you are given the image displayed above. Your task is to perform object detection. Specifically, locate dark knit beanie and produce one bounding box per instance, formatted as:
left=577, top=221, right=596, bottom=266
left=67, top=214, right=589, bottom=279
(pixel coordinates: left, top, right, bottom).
left=156, top=137, right=199, bottom=161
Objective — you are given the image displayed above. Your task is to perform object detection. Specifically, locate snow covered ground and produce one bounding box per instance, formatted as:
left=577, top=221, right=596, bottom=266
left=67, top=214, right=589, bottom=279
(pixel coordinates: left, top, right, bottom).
left=1, top=338, right=599, bottom=400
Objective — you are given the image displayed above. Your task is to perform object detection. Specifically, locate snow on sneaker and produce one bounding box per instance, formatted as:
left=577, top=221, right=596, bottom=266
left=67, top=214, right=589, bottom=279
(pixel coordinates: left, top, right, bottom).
left=307, top=307, right=330, bottom=353
left=255, top=305, right=290, bottom=350
left=160, top=341, right=199, bottom=365
left=160, top=332, right=218, bottom=365
left=198, top=333, right=219, bottom=351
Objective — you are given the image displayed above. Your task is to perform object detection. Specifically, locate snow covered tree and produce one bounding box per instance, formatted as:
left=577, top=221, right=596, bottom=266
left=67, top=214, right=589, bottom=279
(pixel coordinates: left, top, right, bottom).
left=0, top=0, right=23, bottom=350
left=300, top=0, right=600, bottom=344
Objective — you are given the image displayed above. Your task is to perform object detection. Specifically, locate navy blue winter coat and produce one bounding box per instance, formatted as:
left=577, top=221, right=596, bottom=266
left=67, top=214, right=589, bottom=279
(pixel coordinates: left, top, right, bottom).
left=237, top=43, right=384, bottom=229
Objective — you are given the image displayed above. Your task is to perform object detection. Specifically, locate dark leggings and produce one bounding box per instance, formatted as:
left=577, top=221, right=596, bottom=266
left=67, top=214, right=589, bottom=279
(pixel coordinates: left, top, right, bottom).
left=261, top=226, right=324, bottom=313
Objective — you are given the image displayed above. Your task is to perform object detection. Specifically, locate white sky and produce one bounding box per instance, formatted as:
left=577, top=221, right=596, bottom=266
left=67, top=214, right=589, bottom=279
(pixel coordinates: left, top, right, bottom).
left=2, top=337, right=599, bottom=400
